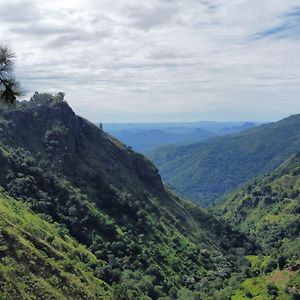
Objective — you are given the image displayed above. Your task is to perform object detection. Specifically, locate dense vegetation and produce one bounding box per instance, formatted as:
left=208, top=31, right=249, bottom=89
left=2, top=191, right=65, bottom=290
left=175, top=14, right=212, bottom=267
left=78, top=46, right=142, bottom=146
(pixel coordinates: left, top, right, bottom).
left=149, top=115, right=300, bottom=206
left=0, top=93, right=254, bottom=299
left=219, top=154, right=300, bottom=299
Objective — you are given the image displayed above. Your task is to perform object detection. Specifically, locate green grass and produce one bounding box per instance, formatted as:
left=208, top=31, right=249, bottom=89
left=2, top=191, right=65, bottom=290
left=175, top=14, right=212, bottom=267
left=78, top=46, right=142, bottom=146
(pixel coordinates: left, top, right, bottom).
left=232, top=268, right=298, bottom=300
left=0, top=192, right=111, bottom=300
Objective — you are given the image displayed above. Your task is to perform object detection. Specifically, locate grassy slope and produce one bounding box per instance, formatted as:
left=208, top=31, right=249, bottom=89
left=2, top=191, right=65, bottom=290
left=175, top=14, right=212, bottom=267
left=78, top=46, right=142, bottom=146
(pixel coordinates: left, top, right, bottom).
left=149, top=114, right=300, bottom=206
left=231, top=255, right=300, bottom=299
left=0, top=191, right=110, bottom=300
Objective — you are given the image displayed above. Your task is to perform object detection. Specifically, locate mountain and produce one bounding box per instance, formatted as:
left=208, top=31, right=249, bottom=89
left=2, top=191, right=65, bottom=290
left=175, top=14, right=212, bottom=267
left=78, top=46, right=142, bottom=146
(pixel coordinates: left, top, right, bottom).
left=218, top=154, right=300, bottom=299
left=190, top=121, right=258, bottom=134
left=149, top=114, right=300, bottom=206
left=0, top=92, right=251, bottom=299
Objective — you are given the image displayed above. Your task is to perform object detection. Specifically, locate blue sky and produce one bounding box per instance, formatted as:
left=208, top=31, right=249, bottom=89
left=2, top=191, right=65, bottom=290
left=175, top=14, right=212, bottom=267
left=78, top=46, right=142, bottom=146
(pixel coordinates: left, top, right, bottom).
left=1, top=0, right=300, bottom=122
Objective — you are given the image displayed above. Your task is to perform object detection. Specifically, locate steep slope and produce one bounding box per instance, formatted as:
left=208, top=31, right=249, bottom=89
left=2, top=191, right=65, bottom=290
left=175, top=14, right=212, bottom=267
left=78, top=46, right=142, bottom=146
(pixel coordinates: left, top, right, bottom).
left=0, top=191, right=110, bottom=300
left=0, top=93, right=251, bottom=299
left=219, top=154, right=300, bottom=299
left=220, top=153, right=300, bottom=257
left=149, top=114, right=300, bottom=206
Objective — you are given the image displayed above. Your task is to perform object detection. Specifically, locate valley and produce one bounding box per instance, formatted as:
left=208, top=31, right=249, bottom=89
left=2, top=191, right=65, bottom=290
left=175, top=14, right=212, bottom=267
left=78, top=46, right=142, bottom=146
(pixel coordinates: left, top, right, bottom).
left=0, top=94, right=298, bottom=299
left=1, top=1, right=299, bottom=298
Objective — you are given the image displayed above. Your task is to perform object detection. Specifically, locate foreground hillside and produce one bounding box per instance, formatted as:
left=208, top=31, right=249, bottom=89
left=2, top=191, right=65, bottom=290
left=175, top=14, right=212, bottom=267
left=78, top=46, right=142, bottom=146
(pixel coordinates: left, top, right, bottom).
left=0, top=93, right=250, bottom=299
left=219, top=154, right=300, bottom=299
left=0, top=191, right=110, bottom=299
left=149, top=114, right=300, bottom=206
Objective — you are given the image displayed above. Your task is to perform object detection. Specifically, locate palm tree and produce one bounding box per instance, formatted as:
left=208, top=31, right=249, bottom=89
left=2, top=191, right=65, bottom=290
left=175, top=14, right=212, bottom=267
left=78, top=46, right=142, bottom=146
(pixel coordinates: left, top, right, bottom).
left=0, top=45, right=23, bottom=105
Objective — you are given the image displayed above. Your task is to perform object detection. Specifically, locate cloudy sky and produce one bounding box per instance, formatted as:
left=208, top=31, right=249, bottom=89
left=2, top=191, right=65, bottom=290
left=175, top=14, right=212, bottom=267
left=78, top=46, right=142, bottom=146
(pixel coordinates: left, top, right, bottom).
left=1, top=0, right=300, bottom=122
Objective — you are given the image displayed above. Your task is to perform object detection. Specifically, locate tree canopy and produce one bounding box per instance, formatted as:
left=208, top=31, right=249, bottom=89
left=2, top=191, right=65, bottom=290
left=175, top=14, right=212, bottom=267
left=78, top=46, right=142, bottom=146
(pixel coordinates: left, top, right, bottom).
left=0, top=45, right=23, bottom=105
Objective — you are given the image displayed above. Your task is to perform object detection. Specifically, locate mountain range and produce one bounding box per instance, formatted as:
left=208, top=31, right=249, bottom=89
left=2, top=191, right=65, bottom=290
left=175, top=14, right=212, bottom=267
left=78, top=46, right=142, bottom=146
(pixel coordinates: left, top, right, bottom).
left=149, top=114, right=300, bottom=206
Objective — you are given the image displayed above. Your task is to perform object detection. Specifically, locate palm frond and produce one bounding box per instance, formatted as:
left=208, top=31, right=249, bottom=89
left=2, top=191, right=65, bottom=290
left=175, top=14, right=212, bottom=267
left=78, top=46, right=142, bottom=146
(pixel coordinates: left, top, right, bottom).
left=0, top=45, right=15, bottom=72
left=0, top=79, right=24, bottom=106
left=0, top=44, right=23, bottom=105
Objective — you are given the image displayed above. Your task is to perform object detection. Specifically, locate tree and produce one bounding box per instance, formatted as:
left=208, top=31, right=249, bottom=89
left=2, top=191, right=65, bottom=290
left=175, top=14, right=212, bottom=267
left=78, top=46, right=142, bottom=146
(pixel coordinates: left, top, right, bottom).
left=277, top=255, right=286, bottom=270
left=267, top=283, right=278, bottom=298
left=0, top=44, right=23, bottom=105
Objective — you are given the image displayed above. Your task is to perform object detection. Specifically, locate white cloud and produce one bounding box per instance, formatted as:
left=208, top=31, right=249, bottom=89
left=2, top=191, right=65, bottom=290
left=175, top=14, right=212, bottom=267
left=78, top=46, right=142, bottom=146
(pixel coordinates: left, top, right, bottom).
left=1, top=0, right=300, bottom=122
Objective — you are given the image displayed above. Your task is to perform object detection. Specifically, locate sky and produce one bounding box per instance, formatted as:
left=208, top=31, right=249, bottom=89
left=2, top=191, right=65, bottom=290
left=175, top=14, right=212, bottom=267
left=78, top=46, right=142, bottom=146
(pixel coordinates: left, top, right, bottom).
left=0, top=0, right=300, bottom=122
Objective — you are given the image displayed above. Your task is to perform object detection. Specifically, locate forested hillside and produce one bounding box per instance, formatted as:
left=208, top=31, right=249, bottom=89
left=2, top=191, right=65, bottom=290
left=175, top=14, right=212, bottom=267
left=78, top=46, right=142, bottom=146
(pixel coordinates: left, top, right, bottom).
left=220, top=153, right=300, bottom=259
left=219, top=155, right=300, bottom=299
left=0, top=93, right=252, bottom=299
left=150, top=114, right=300, bottom=206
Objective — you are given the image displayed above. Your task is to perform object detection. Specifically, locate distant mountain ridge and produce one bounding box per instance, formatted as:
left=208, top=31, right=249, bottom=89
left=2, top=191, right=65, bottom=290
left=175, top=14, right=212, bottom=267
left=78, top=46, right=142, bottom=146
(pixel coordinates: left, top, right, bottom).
left=110, top=128, right=213, bottom=153
left=104, top=121, right=257, bottom=153
left=218, top=122, right=257, bottom=134
left=149, top=114, right=300, bottom=206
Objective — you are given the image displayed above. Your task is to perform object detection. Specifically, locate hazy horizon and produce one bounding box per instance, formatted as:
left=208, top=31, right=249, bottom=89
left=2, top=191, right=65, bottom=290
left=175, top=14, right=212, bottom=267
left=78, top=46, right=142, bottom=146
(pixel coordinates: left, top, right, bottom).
left=102, top=120, right=263, bottom=125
